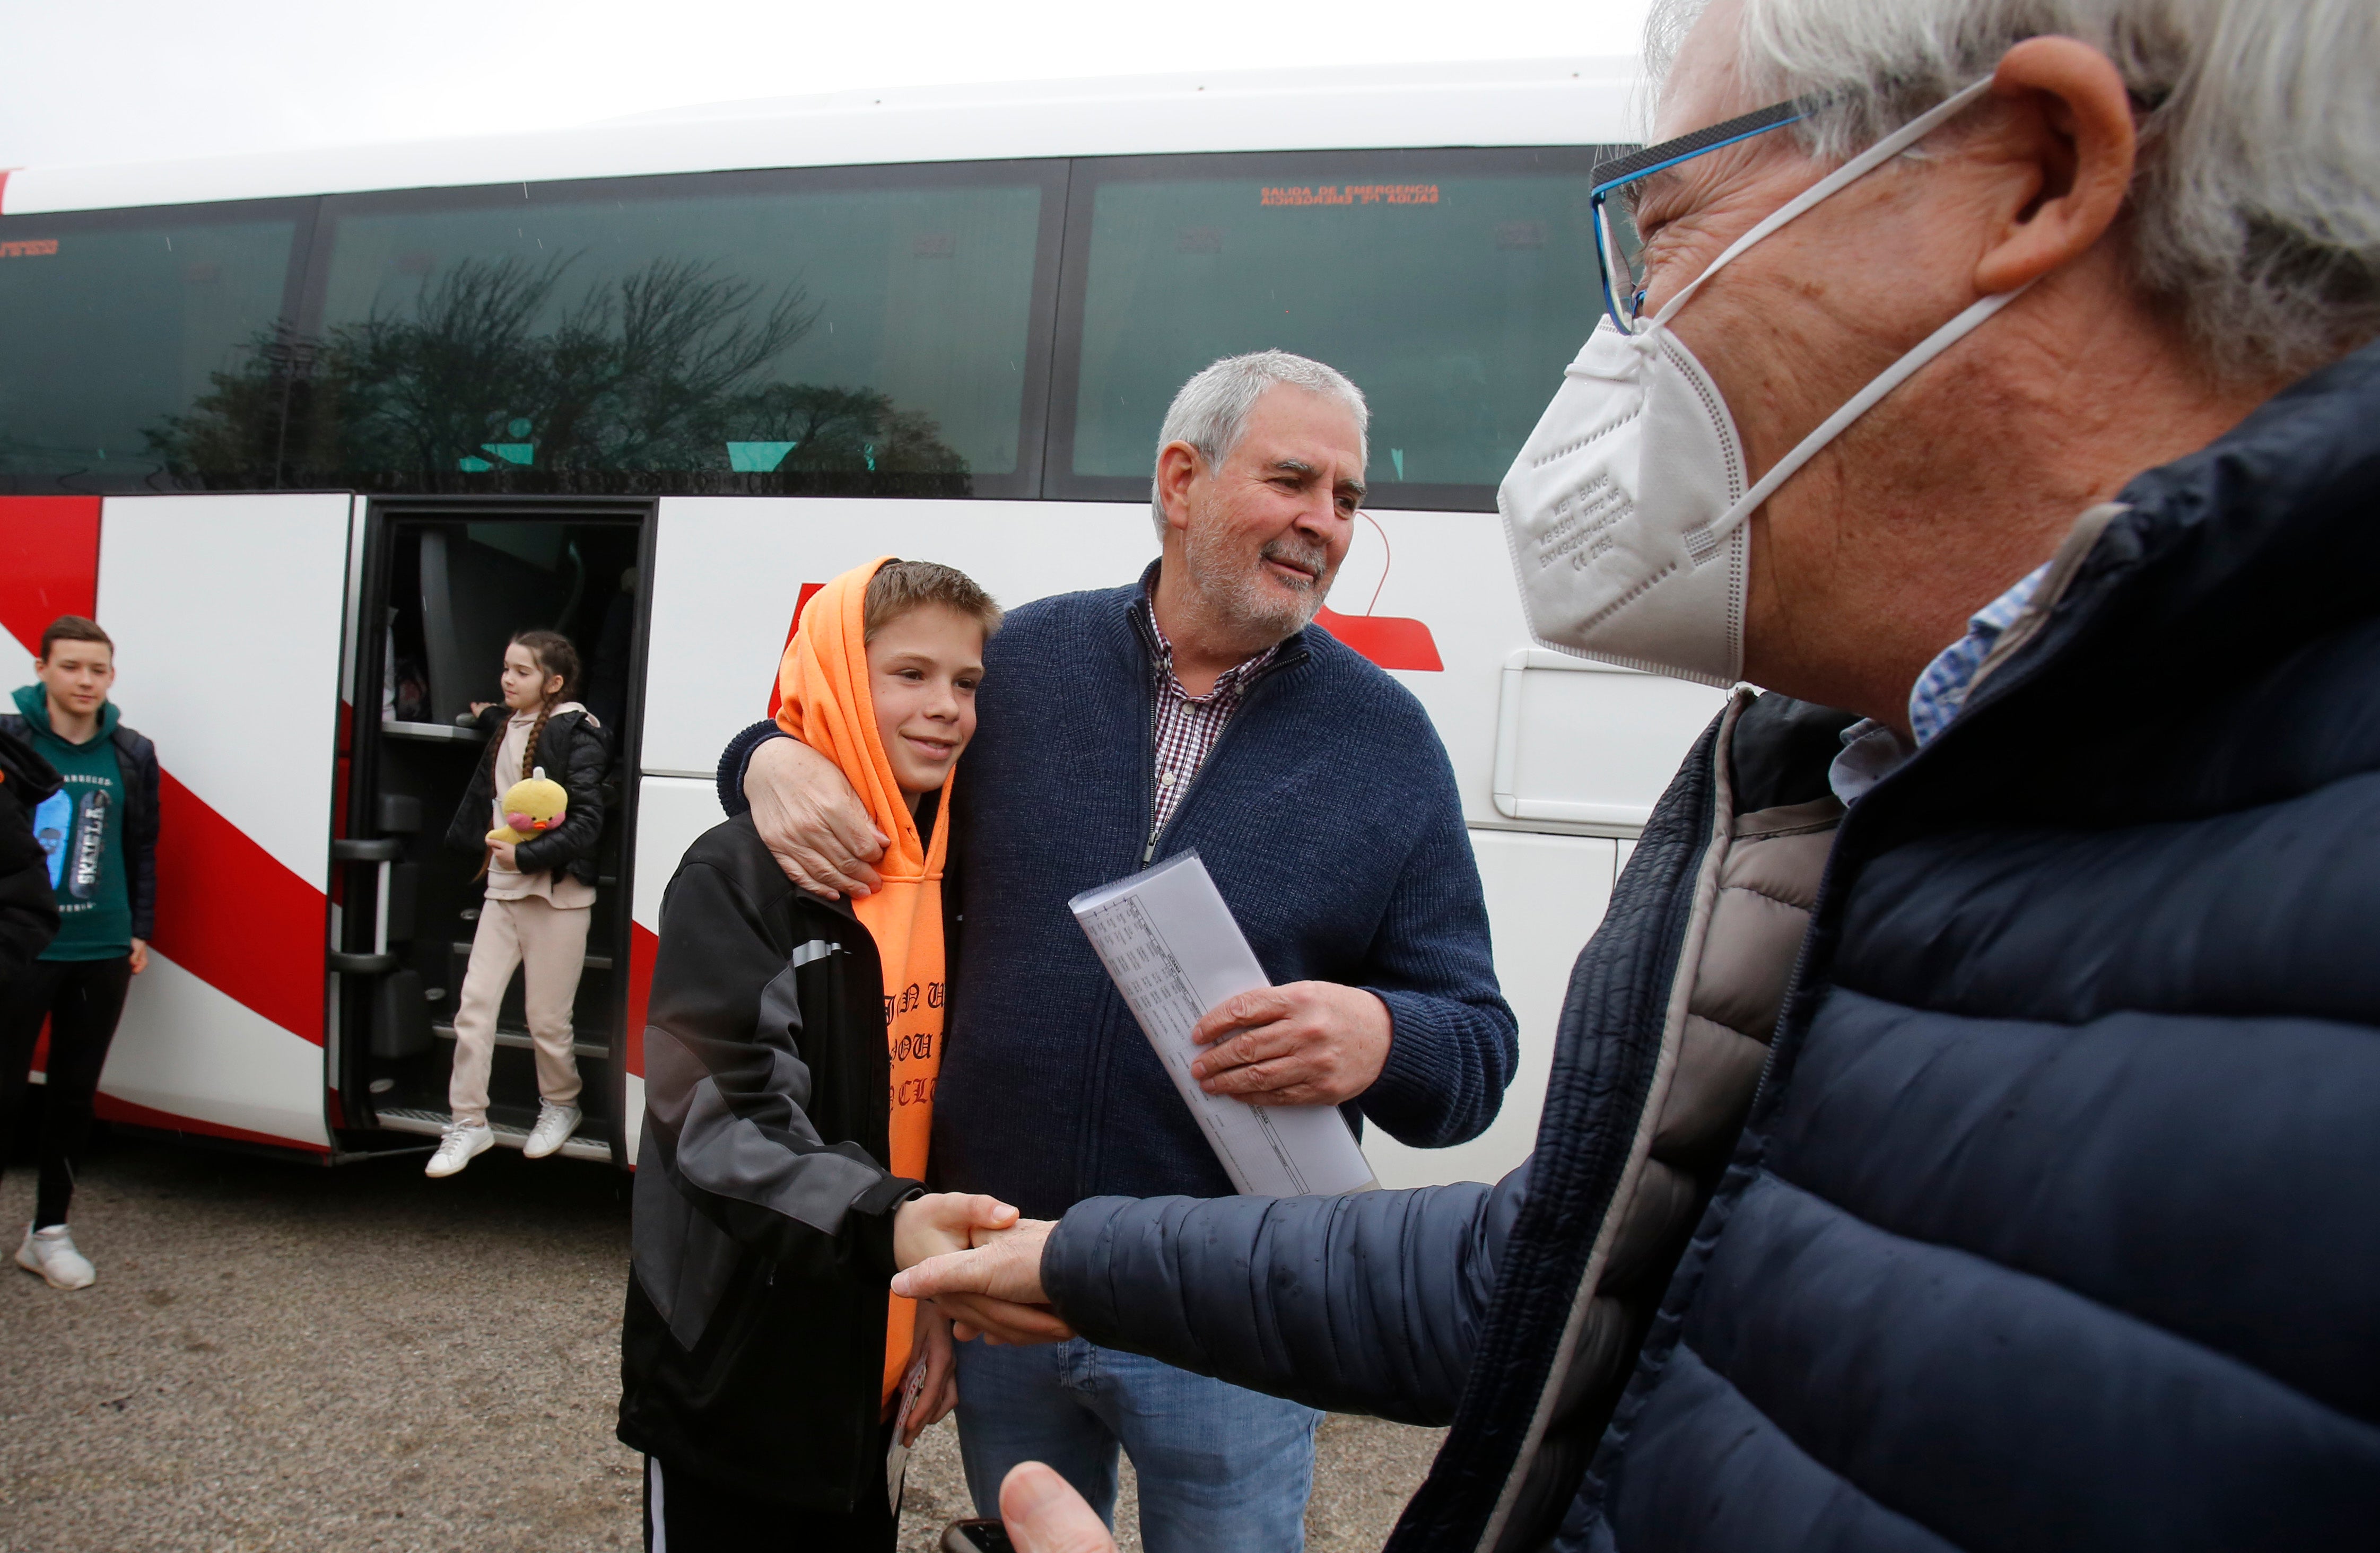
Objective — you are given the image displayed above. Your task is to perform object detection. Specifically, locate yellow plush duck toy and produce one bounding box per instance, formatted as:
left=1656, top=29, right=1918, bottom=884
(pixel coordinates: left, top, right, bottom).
left=489, top=766, right=569, bottom=845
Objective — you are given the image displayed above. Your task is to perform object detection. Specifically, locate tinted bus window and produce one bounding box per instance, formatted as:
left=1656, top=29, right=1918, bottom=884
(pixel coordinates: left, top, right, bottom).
left=0, top=212, right=300, bottom=492
left=1052, top=150, right=1619, bottom=510
left=276, top=165, right=1058, bottom=496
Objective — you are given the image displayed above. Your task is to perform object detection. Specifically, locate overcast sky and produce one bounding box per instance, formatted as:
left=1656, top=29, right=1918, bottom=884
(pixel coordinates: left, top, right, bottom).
left=0, top=0, right=1656, bottom=171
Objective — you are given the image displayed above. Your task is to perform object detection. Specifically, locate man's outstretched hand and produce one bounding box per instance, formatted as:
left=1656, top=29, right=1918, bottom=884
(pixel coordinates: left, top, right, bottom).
left=892, top=1198, right=1070, bottom=1346
left=1000, top=1463, right=1115, bottom=1552
left=745, top=735, right=887, bottom=899
left=893, top=1218, right=1064, bottom=1346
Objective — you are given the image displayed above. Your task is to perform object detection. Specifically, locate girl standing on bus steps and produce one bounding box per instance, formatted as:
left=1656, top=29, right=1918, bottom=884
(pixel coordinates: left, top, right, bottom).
left=428, top=630, right=609, bottom=1178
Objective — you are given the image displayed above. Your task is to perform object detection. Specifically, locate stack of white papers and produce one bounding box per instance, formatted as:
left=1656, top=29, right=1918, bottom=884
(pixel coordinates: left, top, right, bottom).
left=1071, top=852, right=1378, bottom=1198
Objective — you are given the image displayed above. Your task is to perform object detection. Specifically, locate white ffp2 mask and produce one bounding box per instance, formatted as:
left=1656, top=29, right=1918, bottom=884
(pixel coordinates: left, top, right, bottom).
left=1501, top=76, right=2027, bottom=688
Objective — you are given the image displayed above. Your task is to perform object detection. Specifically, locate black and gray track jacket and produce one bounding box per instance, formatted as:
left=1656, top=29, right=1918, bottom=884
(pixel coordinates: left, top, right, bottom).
left=616, top=812, right=937, bottom=1510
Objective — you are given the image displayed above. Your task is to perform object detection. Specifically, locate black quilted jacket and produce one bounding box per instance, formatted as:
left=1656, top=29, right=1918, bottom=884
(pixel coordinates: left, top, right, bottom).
left=442, top=705, right=609, bottom=886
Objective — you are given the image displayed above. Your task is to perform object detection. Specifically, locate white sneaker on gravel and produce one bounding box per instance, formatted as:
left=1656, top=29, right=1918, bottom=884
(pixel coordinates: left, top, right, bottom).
left=425, top=1120, right=495, bottom=1177
left=522, top=1102, right=582, bottom=1160
left=15, top=1223, right=96, bottom=1289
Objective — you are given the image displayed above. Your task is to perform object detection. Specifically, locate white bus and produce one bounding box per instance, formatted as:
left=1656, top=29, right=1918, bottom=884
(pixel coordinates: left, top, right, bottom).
left=0, top=60, right=1724, bottom=1187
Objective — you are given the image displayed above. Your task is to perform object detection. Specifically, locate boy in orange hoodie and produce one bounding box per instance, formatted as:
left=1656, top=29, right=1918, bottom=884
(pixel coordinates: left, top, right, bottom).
left=621, top=560, right=1025, bottom=1551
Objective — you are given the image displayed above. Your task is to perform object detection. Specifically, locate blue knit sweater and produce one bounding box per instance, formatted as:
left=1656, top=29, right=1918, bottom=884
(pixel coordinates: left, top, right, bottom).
left=722, top=574, right=1518, bottom=1219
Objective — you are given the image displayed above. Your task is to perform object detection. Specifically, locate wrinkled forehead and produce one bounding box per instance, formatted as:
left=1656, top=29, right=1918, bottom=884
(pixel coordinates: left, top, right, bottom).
left=1231, top=384, right=1366, bottom=469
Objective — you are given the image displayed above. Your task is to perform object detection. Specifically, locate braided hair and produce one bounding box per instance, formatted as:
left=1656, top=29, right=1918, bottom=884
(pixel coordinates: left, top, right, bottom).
left=476, top=629, right=581, bottom=786
left=508, top=630, right=580, bottom=781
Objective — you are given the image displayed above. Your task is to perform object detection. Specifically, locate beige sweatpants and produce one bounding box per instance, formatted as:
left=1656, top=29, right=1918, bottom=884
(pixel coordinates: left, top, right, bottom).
left=447, top=894, right=589, bottom=1127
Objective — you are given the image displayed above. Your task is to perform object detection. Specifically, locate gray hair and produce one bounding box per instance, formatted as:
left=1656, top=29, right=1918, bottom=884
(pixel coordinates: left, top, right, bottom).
left=1149, top=351, right=1370, bottom=536
left=1644, top=0, right=2380, bottom=381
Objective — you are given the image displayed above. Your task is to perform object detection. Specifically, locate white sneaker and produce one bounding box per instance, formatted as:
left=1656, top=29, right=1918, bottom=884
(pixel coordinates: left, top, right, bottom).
left=15, top=1223, right=96, bottom=1290
left=522, top=1102, right=582, bottom=1160
left=425, top=1120, right=495, bottom=1177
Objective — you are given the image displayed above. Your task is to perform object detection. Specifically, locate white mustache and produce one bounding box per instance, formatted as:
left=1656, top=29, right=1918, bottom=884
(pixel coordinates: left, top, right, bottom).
left=1260, top=540, right=1331, bottom=588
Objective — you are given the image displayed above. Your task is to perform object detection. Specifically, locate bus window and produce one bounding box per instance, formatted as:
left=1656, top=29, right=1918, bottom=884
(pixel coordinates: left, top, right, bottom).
left=286, top=164, right=1060, bottom=498
left=1051, top=149, right=1623, bottom=510
left=0, top=210, right=301, bottom=492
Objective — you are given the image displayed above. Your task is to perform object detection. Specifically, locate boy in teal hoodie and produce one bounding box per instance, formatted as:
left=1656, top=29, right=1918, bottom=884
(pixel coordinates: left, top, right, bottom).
left=0, top=616, right=160, bottom=1291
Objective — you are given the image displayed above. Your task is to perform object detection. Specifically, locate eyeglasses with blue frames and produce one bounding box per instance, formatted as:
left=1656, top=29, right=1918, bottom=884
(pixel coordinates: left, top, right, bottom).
left=1591, top=98, right=1807, bottom=333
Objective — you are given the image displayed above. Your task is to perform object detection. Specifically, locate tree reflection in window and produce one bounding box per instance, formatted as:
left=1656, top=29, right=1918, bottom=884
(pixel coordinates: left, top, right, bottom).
left=149, top=254, right=967, bottom=494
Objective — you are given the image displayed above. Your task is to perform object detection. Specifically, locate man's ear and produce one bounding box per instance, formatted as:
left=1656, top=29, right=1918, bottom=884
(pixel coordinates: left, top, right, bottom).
left=1154, top=441, right=1201, bottom=536
left=1974, top=36, right=2137, bottom=295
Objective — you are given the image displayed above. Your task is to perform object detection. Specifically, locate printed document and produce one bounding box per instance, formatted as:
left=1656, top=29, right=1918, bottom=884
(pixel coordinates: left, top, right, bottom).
left=1071, top=852, right=1378, bottom=1197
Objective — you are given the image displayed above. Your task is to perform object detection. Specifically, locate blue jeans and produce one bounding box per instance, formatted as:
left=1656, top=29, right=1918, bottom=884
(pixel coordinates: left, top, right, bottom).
left=954, top=1336, right=1321, bottom=1552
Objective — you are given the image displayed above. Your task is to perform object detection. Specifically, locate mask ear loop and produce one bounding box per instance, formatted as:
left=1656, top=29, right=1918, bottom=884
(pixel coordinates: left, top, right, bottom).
left=1631, top=73, right=2023, bottom=566
left=1641, top=74, right=1999, bottom=337
left=1683, top=278, right=2036, bottom=562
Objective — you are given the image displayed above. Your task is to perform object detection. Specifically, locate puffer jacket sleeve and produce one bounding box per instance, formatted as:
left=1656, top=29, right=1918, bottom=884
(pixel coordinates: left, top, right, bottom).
left=643, top=848, right=920, bottom=1282
left=511, top=713, right=609, bottom=877
left=1040, top=1165, right=1528, bottom=1426
left=443, top=708, right=508, bottom=858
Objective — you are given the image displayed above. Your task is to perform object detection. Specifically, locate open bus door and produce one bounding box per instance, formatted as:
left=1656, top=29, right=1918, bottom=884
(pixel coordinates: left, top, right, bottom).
left=2, top=493, right=351, bottom=1155
left=331, top=500, right=653, bottom=1166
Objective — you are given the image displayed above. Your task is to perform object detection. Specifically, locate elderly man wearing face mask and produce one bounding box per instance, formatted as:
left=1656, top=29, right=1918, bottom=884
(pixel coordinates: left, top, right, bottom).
left=894, top=2, right=2380, bottom=1550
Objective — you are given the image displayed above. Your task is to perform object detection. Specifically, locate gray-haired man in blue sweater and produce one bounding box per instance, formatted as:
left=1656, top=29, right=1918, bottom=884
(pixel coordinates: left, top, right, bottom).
left=720, top=350, right=1517, bottom=1551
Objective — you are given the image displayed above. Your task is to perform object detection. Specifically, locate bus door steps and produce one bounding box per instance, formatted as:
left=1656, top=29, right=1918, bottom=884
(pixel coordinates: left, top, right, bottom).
left=430, top=1022, right=608, bottom=1061
left=374, top=1105, right=612, bottom=1163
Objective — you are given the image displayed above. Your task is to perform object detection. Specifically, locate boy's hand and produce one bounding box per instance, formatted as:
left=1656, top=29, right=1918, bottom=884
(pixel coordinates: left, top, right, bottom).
left=894, top=1219, right=1066, bottom=1345
left=1001, top=1463, right=1117, bottom=1553
left=893, top=1192, right=1020, bottom=1269
left=1188, top=982, right=1392, bottom=1106
left=905, top=1304, right=959, bottom=1445
left=745, top=736, right=887, bottom=899
left=127, top=938, right=149, bottom=975
left=488, top=839, right=519, bottom=871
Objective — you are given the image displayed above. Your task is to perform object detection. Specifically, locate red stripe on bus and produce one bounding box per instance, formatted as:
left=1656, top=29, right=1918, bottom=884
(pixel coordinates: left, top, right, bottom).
left=0, top=169, right=12, bottom=216
left=0, top=495, right=102, bottom=657
left=150, top=772, right=328, bottom=1045
left=1313, top=607, right=1445, bottom=672
left=95, top=1090, right=329, bottom=1154
left=625, top=921, right=658, bottom=1079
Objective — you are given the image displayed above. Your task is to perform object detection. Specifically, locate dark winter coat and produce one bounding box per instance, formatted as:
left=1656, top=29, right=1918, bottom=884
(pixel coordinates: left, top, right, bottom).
left=443, top=705, right=609, bottom=885
left=0, top=726, right=63, bottom=985
left=0, top=703, right=158, bottom=942
left=617, top=812, right=943, bottom=1510
left=720, top=566, right=1519, bottom=1222
left=1034, top=340, right=2380, bottom=1552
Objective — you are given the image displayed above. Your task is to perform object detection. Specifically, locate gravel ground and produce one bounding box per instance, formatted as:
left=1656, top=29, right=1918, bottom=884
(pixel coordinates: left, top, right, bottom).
left=0, top=1129, right=1444, bottom=1552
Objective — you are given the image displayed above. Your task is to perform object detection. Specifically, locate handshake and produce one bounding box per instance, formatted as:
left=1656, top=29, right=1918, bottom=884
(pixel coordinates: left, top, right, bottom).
left=890, top=1192, right=1068, bottom=1345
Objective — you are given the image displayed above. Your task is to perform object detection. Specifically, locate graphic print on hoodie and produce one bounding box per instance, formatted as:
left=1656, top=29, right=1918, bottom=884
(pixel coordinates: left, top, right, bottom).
left=13, top=682, right=130, bottom=962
